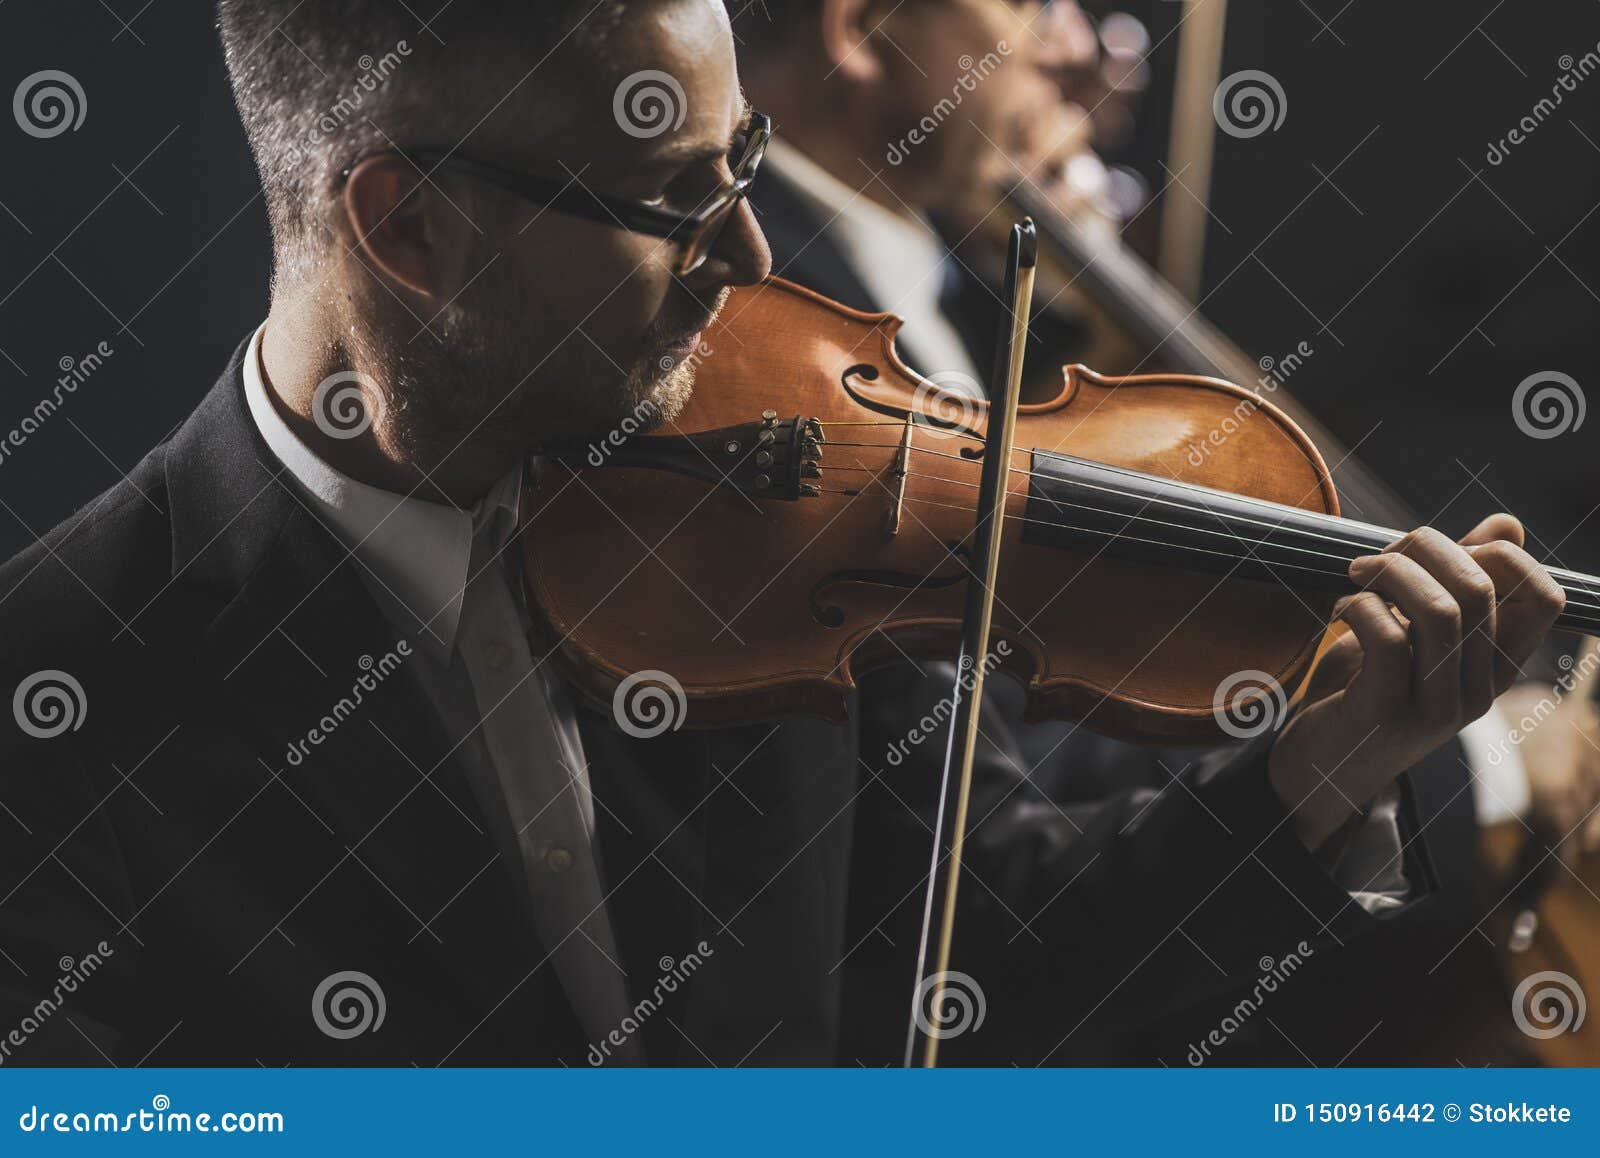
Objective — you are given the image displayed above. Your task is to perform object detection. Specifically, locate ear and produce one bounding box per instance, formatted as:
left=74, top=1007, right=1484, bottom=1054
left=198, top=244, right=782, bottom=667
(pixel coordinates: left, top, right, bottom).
left=341, top=154, right=463, bottom=299
left=819, top=0, right=885, bottom=82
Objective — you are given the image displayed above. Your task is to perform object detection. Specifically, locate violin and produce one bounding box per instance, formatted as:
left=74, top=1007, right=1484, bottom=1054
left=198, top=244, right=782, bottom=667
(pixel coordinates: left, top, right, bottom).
left=521, top=274, right=1600, bottom=744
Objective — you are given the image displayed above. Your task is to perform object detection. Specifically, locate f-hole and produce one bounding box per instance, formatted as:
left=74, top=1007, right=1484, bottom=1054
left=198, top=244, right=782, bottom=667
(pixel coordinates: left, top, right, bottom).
left=840, top=364, right=986, bottom=459
left=809, top=542, right=975, bottom=628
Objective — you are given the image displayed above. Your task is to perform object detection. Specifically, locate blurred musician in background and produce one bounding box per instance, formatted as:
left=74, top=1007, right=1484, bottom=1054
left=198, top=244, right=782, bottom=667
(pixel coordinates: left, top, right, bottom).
left=733, top=0, right=1143, bottom=392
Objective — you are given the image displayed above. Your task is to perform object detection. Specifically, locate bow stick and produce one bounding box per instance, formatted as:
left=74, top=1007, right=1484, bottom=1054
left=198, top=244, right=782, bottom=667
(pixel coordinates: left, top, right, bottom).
left=904, top=219, right=1038, bottom=1067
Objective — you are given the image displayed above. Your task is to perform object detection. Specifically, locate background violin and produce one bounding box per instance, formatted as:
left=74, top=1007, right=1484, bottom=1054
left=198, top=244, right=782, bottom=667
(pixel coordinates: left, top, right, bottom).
left=967, top=162, right=1418, bottom=532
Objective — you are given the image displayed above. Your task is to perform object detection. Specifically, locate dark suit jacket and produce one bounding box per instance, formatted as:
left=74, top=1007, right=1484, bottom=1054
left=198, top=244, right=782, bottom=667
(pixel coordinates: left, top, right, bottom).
left=0, top=340, right=1463, bottom=1067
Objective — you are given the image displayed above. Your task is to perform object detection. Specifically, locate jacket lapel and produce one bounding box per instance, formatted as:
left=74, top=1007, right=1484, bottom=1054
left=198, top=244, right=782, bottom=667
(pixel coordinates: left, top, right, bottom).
left=162, top=343, right=568, bottom=1039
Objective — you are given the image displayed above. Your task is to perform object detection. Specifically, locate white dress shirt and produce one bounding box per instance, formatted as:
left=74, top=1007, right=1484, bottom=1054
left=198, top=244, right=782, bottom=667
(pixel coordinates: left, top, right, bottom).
left=1460, top=711, right=1533, bottom=824
left=242, top=324, right=639, bottom=1061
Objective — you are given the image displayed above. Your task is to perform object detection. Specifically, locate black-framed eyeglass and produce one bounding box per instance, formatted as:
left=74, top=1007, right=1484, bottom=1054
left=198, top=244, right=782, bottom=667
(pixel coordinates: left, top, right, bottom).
left=346, top=112, right=770, bottom=276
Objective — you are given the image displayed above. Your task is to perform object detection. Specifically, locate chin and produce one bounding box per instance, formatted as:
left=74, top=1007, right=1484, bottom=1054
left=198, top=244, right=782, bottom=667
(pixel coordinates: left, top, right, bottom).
left=634, top=359, right=696, bottom=431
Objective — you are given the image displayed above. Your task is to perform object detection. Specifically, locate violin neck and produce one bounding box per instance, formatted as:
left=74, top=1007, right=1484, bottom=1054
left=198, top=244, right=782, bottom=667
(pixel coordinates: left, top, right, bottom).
left=1543, top=567, right=1600, bottom=638
left=1022, top=450, right=1600, bottom=639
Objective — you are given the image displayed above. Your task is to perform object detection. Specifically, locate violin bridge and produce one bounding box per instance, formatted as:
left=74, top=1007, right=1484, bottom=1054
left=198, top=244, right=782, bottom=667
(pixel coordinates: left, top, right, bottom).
left=884, top=413, right=914, bottom=536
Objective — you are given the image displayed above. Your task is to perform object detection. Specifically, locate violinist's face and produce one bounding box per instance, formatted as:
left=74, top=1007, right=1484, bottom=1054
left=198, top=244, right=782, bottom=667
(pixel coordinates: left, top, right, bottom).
left=873, top=0, right=1077, bottom=213
left=376, top=0, right=770, bottom=469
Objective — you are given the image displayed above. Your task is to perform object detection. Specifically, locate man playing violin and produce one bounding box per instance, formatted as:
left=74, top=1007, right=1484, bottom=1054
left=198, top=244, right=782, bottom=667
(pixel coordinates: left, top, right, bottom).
left=0, top=0, right=1567, bottom=1066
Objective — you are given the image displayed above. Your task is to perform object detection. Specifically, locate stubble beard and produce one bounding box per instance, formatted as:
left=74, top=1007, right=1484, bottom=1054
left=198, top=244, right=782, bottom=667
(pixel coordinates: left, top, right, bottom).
left=376, top=281, right=724, bottom=479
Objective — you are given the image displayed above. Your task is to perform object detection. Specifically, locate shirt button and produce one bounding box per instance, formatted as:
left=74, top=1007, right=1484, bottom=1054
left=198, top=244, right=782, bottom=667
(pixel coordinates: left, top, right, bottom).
left=483, top=641, right=513, bottom=671
left=544, top=846, right=574, bottom=874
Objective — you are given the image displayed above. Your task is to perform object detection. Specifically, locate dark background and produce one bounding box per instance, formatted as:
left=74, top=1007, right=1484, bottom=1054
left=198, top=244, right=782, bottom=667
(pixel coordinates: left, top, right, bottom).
left=1, top=1, right=1597, bottom=572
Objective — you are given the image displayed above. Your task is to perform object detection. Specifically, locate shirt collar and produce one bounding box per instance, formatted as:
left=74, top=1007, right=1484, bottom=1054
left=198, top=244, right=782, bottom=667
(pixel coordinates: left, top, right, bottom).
left=241, top=322, right=522, bottom=661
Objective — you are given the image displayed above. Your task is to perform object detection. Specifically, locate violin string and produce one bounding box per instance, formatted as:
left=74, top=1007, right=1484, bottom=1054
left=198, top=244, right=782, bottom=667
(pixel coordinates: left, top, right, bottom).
left=818, top=439, right=1600, bottom=604
left=822, top=423, right=1357, bottom=529
left=812, top=438, right=1401, bottom=556
left=821, top=422, right=1498, bottom=546
left=1030, top=446, right=1412, bottom=541
left=880, top=487, right=1600, bottom=616
left=818, top=496, right=1600, bottom=634
left=808, top=484, right=1600, bottom=619
left=823, top=439, right=1404, bottom=558
left=1545, top=565, right=1600, bottom=599
left=823, top=464, right=1382, bottom=570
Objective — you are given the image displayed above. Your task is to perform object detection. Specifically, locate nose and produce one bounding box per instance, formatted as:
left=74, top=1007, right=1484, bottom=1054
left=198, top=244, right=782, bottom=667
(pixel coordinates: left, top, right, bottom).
left=686, top=197, right=771, bottom=290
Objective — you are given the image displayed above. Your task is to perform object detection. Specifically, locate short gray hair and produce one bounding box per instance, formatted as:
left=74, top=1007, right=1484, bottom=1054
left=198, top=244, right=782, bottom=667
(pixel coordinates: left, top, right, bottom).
left=216, top=0, right=626, bottom=274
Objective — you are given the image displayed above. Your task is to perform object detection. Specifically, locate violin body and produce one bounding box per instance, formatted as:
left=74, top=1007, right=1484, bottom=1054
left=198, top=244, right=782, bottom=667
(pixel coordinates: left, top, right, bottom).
left=523, top=277, right=1342, bottom=742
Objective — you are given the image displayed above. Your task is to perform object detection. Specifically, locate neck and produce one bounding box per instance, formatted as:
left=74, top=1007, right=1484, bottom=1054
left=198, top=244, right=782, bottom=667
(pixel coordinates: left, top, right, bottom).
left=259, top=300, right=510, bottom=507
